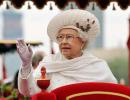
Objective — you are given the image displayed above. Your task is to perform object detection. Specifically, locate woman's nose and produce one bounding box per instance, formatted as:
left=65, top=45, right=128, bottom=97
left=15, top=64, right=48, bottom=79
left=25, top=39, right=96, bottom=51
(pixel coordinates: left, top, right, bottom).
left=61, top=37, right=68, bottom=43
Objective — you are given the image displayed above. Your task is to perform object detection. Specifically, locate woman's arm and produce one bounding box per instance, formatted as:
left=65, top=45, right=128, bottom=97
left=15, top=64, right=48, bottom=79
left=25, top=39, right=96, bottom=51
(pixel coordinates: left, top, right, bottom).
left=16, top=40, right=41, bottom=96
left=18, top=66, right=41, bottom=96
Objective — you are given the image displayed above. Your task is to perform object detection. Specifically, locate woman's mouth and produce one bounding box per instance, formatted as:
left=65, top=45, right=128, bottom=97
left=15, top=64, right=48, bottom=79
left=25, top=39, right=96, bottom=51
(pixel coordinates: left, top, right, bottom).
left=61, top=47, right=71, bottom=52
left=61, top=47, right=71, bottom=50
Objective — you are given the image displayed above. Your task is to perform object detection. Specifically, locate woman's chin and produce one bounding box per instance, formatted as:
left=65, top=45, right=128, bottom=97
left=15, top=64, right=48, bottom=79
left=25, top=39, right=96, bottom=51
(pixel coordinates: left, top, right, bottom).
left=62, top=51, right=70, bottom=55
left=62, top=53, right=73, bottom=59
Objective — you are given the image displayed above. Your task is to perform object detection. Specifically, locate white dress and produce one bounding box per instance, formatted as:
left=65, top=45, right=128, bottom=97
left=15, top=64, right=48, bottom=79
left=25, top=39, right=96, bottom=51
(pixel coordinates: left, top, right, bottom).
left=18, top=51, right=117, bottom=96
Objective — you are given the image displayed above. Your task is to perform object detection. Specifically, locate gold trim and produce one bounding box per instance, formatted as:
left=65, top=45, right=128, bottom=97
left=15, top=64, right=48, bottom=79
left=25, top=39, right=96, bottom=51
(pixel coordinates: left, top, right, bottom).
left=0, top=40, right=42, bottom=44
left=66, top=91, right=130, bottom=100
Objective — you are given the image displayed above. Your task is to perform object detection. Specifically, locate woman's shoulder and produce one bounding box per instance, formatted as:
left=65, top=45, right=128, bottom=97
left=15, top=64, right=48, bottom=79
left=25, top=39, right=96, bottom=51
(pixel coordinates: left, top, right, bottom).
left=84, top=51, right=107, bottom=63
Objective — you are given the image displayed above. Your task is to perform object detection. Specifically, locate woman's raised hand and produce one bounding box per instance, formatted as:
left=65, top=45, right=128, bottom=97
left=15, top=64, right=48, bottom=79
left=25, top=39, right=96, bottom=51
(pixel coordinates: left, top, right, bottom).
left=16, top=40, right=33, bottom=67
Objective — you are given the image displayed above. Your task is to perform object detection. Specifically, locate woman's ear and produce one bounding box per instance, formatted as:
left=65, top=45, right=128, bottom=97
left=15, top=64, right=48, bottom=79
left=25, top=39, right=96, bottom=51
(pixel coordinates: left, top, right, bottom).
left=81, top=40, right=87, bottom=50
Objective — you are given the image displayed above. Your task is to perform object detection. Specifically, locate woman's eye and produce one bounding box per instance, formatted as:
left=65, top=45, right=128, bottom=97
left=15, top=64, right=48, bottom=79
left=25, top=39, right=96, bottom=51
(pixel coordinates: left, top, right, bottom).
left=57, top=35, right=63, bottom=38
left=60, top=36, right=64, bottom=39
left=67, top=35, right=73, bottom=39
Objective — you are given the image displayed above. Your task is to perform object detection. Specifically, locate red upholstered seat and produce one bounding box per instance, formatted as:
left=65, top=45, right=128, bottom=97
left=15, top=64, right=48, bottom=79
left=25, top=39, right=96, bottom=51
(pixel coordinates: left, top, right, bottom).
left=51, top=82, right=130, bottom=100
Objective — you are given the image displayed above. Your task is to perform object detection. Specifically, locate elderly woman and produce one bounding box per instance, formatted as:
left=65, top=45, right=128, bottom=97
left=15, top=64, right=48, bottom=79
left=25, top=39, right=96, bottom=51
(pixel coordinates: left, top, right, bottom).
left=17, top=9, right=117, bottom=96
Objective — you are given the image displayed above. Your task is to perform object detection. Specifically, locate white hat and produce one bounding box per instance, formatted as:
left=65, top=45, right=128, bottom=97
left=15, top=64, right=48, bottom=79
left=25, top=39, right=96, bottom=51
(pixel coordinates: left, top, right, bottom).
left=47, top=9, right=100, bottom=43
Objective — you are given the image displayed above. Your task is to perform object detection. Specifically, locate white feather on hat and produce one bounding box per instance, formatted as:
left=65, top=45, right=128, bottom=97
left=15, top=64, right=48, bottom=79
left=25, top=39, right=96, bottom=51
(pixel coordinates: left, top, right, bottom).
left=47, top=9, right=100, bottom=43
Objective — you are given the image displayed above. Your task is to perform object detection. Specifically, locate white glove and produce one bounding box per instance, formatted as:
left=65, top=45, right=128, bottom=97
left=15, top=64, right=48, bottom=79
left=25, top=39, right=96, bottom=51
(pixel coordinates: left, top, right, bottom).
left=16, top=40, right=33, bottom=68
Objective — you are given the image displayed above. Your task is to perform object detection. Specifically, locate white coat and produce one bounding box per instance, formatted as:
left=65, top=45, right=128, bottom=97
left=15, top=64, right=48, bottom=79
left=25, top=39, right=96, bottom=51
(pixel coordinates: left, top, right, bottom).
left=18, top=51, right=117, bottom=96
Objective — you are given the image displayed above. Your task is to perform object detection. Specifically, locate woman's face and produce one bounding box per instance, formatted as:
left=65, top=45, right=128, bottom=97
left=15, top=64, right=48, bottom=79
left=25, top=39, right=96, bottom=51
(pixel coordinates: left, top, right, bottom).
left=56, top=28, right=85, bottom=59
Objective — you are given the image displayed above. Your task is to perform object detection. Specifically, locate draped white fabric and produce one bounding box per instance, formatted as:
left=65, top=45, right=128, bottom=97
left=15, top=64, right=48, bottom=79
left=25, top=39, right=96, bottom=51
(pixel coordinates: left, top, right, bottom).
left=34, top=51, right=117, bottom=90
